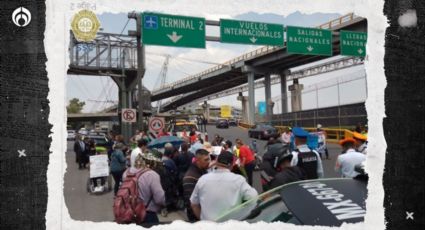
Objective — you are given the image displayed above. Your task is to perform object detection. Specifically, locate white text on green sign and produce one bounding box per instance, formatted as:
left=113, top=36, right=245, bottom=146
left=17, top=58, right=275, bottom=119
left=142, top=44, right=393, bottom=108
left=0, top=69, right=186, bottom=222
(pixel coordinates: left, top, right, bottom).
left=340, top=31, right=367, bottom=57
left=287, top=26, right=332, bottom=56
left=142, top=12, right=205, bottom=48
left=220, top=19, right=284, bottom=46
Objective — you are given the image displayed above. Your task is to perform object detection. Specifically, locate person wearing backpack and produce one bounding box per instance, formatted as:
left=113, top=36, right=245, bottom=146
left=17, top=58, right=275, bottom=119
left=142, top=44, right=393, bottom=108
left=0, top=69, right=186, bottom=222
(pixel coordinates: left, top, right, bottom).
left=110, top=143, right=127, bottom=196
left=115, top=154, right=165, bottom=225
left=290, top=127, right=324, bottom=179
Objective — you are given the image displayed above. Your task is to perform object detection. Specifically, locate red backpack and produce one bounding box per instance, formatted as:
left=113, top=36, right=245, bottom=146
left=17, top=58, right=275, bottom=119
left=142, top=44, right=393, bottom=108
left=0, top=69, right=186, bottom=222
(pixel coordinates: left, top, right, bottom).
left=113, top=168, right=152, bottom=224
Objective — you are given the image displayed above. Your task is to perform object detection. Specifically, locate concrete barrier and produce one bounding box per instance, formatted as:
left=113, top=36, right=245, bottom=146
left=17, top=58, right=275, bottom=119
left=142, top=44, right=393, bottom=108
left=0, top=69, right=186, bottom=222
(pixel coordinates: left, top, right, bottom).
left=238, top=122, right=254, bottom=129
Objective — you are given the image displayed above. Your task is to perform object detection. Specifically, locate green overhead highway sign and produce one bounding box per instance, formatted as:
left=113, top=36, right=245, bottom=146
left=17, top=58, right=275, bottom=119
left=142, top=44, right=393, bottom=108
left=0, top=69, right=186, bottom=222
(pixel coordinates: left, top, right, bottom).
left=287, top=26, right=332, bottom=56
left=142, top=12, right=205, bottom=48
left=340, top=30, right=367, bottom=57
left=220, top=19, right=284, bottom=46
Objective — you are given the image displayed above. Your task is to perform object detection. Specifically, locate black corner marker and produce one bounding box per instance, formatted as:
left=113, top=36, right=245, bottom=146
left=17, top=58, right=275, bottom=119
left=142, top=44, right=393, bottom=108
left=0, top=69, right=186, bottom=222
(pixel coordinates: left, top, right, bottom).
left=0, top=1, right=51, bottom=230
left=383, top=0, right=425, bottom=229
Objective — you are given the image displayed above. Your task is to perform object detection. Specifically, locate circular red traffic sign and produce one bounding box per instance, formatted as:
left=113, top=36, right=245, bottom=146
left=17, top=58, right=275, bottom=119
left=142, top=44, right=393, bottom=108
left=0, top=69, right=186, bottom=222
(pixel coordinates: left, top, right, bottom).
left=123, top=109, right=136, bottom=122
left=149, top=117, right=164, bottom=132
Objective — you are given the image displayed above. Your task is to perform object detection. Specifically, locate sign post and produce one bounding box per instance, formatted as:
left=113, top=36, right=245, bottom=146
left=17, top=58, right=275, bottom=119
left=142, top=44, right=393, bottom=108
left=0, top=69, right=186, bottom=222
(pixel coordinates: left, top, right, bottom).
left=122, top=108, right=137, bottom=123
left=142, top=12, right=205, bottom=48
left=286, top=26, right=332, bottom=56
left=340, top=31, right=367, bottom=57
left=220, top=19, right=284, bottom=46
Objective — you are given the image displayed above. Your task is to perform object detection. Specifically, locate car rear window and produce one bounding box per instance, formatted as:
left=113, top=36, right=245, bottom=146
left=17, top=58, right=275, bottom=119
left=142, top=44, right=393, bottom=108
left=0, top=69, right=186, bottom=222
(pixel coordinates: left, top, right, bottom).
left=174, top=124, right=197, bottom=132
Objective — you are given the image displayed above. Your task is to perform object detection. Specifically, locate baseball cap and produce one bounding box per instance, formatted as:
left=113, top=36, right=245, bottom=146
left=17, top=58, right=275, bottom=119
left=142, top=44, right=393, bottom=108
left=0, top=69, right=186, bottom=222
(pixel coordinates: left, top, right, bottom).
left=292, top=127, right=309, bottom=138
left=353, top=132, right=367, bottom=141
left=217, top=151, right=234, bottom=167
left=339, top=137, right=356, bottom=146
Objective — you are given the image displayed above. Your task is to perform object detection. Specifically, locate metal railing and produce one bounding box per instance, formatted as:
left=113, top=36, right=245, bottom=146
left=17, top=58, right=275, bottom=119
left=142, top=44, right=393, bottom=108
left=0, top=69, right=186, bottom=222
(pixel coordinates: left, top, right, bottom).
left=152, top=13, right=358, bottom=95
left=69, top=32, right=138, bottom=71
left=274, top=126, right=355, bottom=143
left=317, top=13, right=355, bottom=29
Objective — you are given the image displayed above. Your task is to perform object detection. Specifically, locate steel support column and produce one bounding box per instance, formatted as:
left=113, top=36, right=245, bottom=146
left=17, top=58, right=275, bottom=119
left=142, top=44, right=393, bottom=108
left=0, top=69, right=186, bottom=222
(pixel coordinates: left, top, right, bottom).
left=289, top=79, right=304, bottom=112
left=118, top=89, right=131, bottom=141
left=280, top=72, right=288, bottom=114
left=247, top=72, right=255, bottom=125
left=237, top=95, right=249, bottom=123
left=264, top=74, right=272, bottom=121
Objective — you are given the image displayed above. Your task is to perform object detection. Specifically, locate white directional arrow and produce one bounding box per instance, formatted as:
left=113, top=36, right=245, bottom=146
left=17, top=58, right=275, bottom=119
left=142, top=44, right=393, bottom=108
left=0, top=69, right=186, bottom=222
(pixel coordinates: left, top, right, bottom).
left=307, top=45, right=314, bottom=52
left=249, top=37, right=257, bottom=43
left=358, top=48, right=364, bottom=54
left=167, top=31, right=183, bottom=43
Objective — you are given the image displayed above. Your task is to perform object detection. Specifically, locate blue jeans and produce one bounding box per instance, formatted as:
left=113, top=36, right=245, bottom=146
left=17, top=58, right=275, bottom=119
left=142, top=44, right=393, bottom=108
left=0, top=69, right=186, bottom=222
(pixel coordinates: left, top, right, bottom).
left=245, top=162, right=256, bottom=186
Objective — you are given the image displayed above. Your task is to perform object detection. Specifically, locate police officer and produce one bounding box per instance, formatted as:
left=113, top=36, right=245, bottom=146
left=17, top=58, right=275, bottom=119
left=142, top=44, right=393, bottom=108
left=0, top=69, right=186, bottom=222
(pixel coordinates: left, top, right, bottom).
left=290, top=127, right=324, bottom=179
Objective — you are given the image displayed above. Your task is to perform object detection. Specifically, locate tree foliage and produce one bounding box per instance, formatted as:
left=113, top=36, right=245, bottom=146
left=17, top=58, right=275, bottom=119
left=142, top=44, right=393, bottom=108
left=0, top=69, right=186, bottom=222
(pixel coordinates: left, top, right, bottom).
left=67, top=98, right=85, bottom=114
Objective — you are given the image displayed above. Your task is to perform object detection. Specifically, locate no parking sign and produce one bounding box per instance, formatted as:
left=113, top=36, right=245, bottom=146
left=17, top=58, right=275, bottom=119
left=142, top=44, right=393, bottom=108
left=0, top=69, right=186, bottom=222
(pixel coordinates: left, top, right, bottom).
left=122, top=108, right=137, bottom=123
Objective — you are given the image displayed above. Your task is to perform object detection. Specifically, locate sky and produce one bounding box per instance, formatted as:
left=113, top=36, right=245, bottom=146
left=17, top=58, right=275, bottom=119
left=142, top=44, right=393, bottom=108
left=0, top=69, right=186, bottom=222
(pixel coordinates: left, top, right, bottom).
left=66, top=11, right=366, bottom=113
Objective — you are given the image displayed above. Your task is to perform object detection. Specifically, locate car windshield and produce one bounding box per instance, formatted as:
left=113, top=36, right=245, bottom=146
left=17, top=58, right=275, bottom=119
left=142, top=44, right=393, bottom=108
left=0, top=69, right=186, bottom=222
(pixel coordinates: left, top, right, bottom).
left=215, top=184, right=294, bottom=223
left=173, top=124, right=197, bottom=132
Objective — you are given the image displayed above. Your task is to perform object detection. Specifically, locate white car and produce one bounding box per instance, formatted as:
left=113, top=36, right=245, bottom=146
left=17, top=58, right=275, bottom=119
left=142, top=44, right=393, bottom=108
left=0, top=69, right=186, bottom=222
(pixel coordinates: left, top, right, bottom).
left=67, top=130, right=76, bottom=141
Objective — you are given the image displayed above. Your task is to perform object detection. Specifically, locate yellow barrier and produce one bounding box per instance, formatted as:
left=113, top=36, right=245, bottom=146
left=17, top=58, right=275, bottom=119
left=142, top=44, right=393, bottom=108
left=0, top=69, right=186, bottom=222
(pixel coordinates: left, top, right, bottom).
left=274, top=126, right=355, bottom=143
left=239, top=124, right=356, bottom=143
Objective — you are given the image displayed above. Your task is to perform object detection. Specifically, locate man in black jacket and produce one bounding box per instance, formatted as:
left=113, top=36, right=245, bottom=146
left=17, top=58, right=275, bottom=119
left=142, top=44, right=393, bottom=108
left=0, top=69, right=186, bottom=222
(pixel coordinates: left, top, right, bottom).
left=182, top=149, right=210, bottom=222
left=269, top=152, right=305, bottom=190
left=73, top=134, right=86, bottom=169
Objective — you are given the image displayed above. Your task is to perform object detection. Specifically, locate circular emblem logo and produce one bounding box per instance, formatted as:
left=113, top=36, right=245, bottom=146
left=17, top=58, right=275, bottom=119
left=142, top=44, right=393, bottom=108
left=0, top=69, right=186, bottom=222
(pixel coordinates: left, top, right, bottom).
left=12, top=7, right=31, bottom=27
left=71, top=10, right=100, bottom=42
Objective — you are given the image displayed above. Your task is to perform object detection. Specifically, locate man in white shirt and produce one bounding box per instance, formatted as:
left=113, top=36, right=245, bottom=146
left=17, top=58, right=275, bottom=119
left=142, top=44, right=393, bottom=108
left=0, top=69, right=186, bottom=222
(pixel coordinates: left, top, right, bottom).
left=335, top=137, right=366, bottom=178
left=130, top=139, right=148, bottom=168
left=281, top=127, right=292, bottom=146
left=353, top=132, right=368, bottom=155
left=190, top=151, right=258, bottom=221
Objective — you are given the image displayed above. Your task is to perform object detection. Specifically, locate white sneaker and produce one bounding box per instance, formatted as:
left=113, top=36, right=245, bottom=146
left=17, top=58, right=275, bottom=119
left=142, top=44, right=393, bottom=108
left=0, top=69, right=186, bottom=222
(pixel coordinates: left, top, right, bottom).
left=94, top=186, right=102, bottom=192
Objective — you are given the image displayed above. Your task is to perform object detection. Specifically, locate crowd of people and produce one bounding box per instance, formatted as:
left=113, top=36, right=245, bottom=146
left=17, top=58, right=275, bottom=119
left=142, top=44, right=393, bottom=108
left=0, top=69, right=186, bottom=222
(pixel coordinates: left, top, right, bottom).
left=72, top=123, right=368, bottom=225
